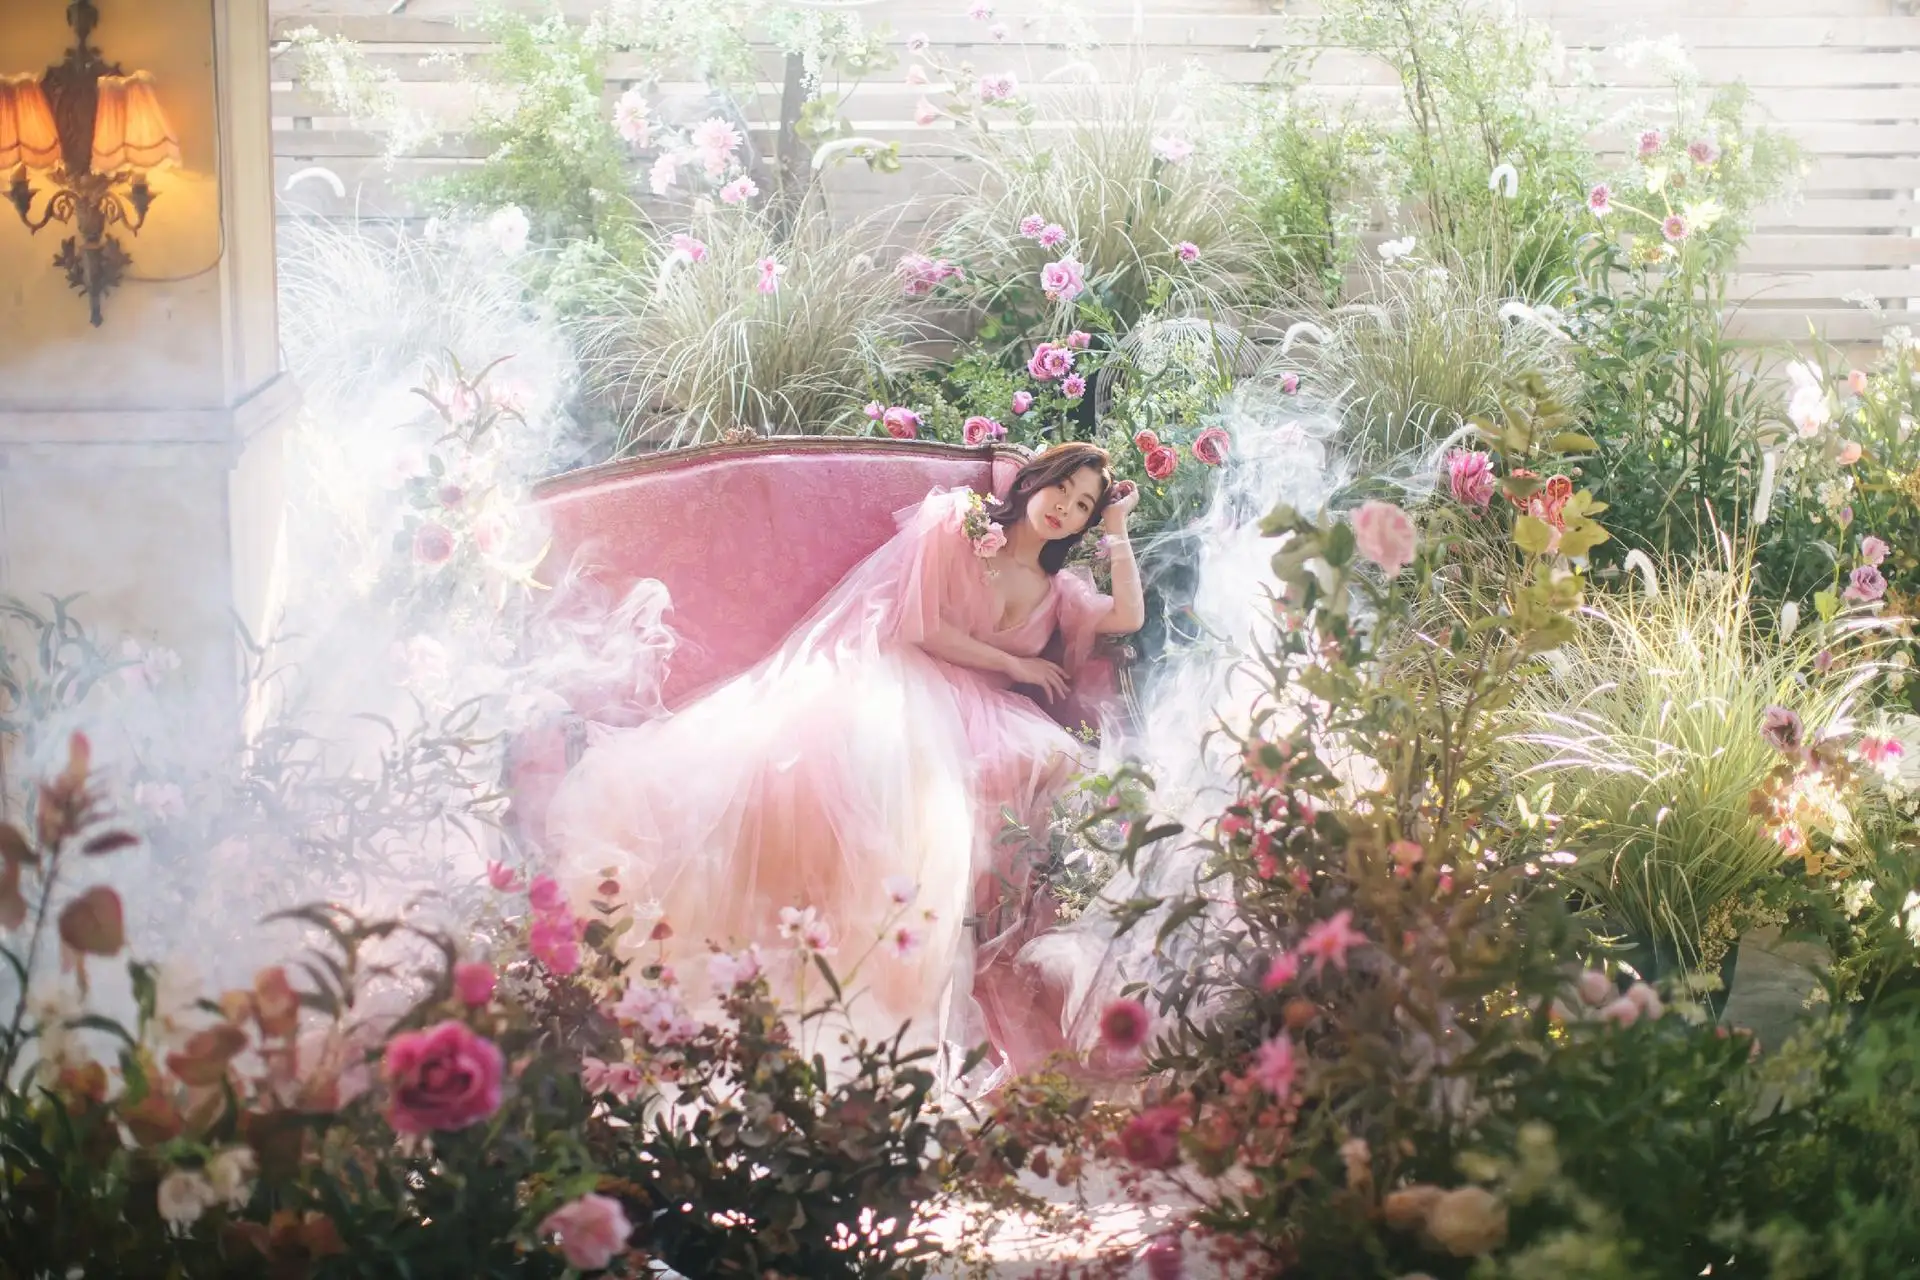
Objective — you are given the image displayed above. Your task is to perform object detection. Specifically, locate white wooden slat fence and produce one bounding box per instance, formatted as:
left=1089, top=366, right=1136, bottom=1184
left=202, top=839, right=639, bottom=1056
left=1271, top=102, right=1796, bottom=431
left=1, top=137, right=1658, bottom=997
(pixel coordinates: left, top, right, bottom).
left=268, top=0, right=1920, bottom=348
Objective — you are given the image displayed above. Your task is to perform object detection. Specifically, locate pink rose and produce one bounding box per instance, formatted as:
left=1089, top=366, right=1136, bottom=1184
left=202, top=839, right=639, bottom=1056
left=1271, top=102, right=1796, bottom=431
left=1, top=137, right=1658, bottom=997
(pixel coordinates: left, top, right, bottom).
left=412, top=523, right=456, bottom=566
left=453, top=962, right=496, bottom=1007
left=1862, top=535, right=1890, bottom=567
left=1062, top=374, right=1087, bottom=399
left=963, top=416, right=1005, bottom=445
left=1192, top=426, right=1230, bottom=466
left=1040, top=256, right=1086, bottom=304
left=1011, top=390, right=1034, bottom=415
left=1134, top=429, right=1160, bottom=451
left=1352, top=500, right=1417, bottom=577
left=1144, top=445, right=1178, bottom=481
left=864, top=400, right=884, bottom=421
left=1845, top=564, right=1888, bottom=603
left=1065, top=329, right=1091, bottom=350
left=1447, top=449, right=1495, bottom=507
left=972, top=523, right=1007, bottom=557
left=1174, top=241, right=1199, bottom=263
left=539, top=1193, right=633, bottom=1272
left=1026, top=342, right=1073, bottom=381
left=882, top=406, right=920, bottom=439
left=380, top=1020, right=504, bottom=1135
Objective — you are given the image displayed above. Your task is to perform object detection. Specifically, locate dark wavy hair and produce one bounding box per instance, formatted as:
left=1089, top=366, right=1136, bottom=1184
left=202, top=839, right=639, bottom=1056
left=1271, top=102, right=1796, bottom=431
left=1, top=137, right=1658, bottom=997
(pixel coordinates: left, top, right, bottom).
left=985, top=441, right=1115, bottom=574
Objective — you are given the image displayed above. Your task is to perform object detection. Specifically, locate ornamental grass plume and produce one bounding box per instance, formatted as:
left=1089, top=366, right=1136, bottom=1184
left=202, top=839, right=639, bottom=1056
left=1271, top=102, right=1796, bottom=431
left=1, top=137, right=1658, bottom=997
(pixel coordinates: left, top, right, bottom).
left=1504, top=561, right=1887, bottom=970
left=931, top=79, right=1272, bottom=331
left=571, top=207, right=926, bottom=450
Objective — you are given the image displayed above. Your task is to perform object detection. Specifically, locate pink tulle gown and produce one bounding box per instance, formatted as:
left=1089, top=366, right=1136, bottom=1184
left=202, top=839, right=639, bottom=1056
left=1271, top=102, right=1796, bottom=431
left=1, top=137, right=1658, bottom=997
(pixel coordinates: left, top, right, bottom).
left=546, top=488, right=1114, bottom=1073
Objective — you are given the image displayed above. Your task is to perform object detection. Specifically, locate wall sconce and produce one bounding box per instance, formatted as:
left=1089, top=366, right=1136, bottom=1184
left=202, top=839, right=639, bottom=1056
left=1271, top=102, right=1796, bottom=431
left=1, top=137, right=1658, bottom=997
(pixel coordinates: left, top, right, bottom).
left=0, top=2, right=179, bottom=327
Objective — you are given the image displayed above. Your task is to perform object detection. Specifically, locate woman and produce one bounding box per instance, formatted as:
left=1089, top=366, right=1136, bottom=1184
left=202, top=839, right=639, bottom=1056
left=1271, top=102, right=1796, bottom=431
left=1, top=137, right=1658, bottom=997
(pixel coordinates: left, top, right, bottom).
left=547, top=442, right=1144, bottom=1073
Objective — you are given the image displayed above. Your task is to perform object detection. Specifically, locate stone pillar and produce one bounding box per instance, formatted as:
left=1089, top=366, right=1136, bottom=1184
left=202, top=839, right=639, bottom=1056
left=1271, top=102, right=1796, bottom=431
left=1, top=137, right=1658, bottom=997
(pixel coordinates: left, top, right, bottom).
left=0, top=0, right=295, bottom=699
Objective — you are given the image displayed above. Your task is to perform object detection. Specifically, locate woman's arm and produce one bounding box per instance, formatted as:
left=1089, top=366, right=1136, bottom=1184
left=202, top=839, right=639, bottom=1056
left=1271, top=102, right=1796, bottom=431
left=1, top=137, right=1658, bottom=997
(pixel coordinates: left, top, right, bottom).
left=1096, top=483, right=1147, bottom=635
left=917, top=623, right=1069, bottom=700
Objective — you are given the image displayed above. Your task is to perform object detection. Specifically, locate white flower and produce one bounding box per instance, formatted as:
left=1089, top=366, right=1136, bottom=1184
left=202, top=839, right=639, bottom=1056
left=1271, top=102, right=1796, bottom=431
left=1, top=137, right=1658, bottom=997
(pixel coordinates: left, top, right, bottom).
left=1841, top=879, right=1875, bottom=919
left=612, top=86, right=650, bottom=146
left=1903, top=890, right=1920, bottom=946
left=1488, top=163, right=1518, bottom=198
left=156, top=1170, right=217, bottom=1236
left=707, top=947, right=763, bottom=990
left=1378, top=236, right=1416, bottom=264
left=886, top=924, right=924, bottom=959
left=206, top=1148, right=256, bottom=1210
left=1682, top=199, right=1724, bottom=233
left=777, top=904, right=819, bottom=941
left=1788, top=384, right=1831, bottom=438
left=487, top=205, right=530, bottom=257
left=884, top=875, right=918, bottom=905
left=800, top=918, right=836, bottom=956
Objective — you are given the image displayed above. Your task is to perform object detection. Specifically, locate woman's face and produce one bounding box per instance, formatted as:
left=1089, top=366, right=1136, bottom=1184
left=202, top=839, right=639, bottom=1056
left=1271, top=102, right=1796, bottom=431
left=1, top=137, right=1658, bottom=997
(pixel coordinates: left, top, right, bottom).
left=1022, top=465, right=1105, bottom=541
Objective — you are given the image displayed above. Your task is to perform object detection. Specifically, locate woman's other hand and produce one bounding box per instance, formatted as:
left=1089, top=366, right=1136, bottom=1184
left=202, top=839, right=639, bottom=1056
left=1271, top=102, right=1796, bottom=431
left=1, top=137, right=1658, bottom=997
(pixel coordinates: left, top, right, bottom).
left=1004, top=655, right=1070, bottom=702
left=1102, top=480, right=1140, bottom=532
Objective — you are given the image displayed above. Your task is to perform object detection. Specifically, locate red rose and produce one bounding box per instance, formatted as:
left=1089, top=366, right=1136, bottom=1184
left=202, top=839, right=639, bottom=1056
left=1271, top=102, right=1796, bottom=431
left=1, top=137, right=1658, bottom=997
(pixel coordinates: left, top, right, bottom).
left=1192, top=426, right=1230, bottom=466
left=1144, top=445, right=1178, bottom=481
left=380, top=1020, right=504, bottom=1135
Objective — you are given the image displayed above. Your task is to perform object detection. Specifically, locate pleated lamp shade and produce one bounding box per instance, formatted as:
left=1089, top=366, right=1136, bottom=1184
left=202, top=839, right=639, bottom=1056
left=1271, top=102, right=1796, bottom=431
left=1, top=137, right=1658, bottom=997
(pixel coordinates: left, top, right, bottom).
left=0, top=74, right=62, bottom=171
left=91, top=72, right=179, bottom=173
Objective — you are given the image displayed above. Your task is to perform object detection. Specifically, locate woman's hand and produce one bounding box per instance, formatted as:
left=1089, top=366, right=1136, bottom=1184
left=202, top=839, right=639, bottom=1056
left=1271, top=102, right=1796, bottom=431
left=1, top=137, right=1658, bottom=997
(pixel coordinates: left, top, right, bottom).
left=1102, top=480, right=1140, bottom=533
left=1004, top=655, right=1070, bottom=702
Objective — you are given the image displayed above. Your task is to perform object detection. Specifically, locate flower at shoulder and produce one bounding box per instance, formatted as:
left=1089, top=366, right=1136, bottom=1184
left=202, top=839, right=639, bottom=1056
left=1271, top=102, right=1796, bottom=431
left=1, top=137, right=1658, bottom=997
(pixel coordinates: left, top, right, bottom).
left=963, top=491, right=1007, bottom=558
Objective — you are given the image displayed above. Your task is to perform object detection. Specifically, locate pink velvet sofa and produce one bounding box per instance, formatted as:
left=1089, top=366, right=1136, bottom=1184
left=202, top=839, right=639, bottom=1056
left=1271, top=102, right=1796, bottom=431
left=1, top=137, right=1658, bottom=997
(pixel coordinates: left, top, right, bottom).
left=505, top=436, right=1116, bottom=842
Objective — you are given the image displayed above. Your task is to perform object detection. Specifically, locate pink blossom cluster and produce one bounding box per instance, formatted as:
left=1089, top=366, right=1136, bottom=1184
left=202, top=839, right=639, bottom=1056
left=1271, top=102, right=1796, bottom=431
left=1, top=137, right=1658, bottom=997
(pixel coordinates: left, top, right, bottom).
left=898, top=252, right=965, bottom=297
left=612, top=978, right=703, bottom=1046
left=1133, top=428, right=1178, bottom=482
left=1027, top=341, right=1075, bottom=382
left=777, top=903, right=837, bottom=955
left=1018, top=214, right=1068, bottom=248
left=512, top=872, right=584, bottom=976
left=977, top=72, right=1017, bottom=103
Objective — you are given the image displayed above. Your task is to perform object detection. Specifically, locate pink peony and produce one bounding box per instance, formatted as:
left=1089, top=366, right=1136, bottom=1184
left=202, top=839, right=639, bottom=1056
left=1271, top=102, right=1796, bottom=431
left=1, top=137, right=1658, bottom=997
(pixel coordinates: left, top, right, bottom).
left=1040, top=256, right=1086, bottom=303
left=1862, top=535, right=1890, bottom=566
left=412, top=523, right=456, bottom=566
left=977, top=73, right=1017, bottom=103
left=1280, top=372, right=1301, bottom=394
left=1151, top=136, right=1193, bottom=164
left=718, top=176, right=758, bottom=205
left=882, top=406, right=921, bottom=439
left=1687, top=138, right=1719, bottom=164
left=1011, top=390, right=1034, bottom=415
left=756, top=255, right=784, bottom=295
left=381, top=1020, right=504, bottom=1135
left=1587, top=183, right=1612, bottom=216
left=1448, top=449, right=1495, bottom=507
left=529, top=874, right=565, bottom=913
left=1192, top=426, right=1231, bottom=466
left=1849, top=368, right=1869, bottom=396
left=1352, top=500, right=1418, bottom=577
left=1247, top=1032, right=1297, bottom=1097
left=1027, top=342, right=1074, bottom=381
left=1099, top=998, right=1152, bottom=1054
left=1576, top=970, right=1614, bottom=1007
left=1037, top=223, right=1067, bottom=249
left=453, top=962, right=496, bottom=1007
left=669, top=233, right=707, bottom=264
left=1637, top=127, right=1664, bottom=157
left=1119, top=1105, right=1184, bottom=1169
left=1761, top=705, right=1804, bottom=753
left=1065, top=329, right=1091, bottom=350
left=1297, top=908, right=1367, bottom=977
left=1144, top=444, right=1179, bottom=482
left=1019, top=213, right=1046, bottom=238
left=1174, top=240, right=1199, bottom=263
left=914, top=97, right=940, bottom=127
left=1845, top=564, right=1888, bottom=603
left=1261, top=951, right=1299, bottom=991
left=963, top=415, right=1006, bottom=445
left=1062, top=374, right=1087, bottom=399
left=539, top=1193, right=633, bottom=1272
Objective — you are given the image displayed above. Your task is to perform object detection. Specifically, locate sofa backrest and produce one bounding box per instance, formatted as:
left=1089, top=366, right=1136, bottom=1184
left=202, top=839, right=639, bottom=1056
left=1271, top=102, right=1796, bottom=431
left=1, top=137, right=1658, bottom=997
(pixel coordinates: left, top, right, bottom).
left=532, top=436, right=1026, bottom=714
